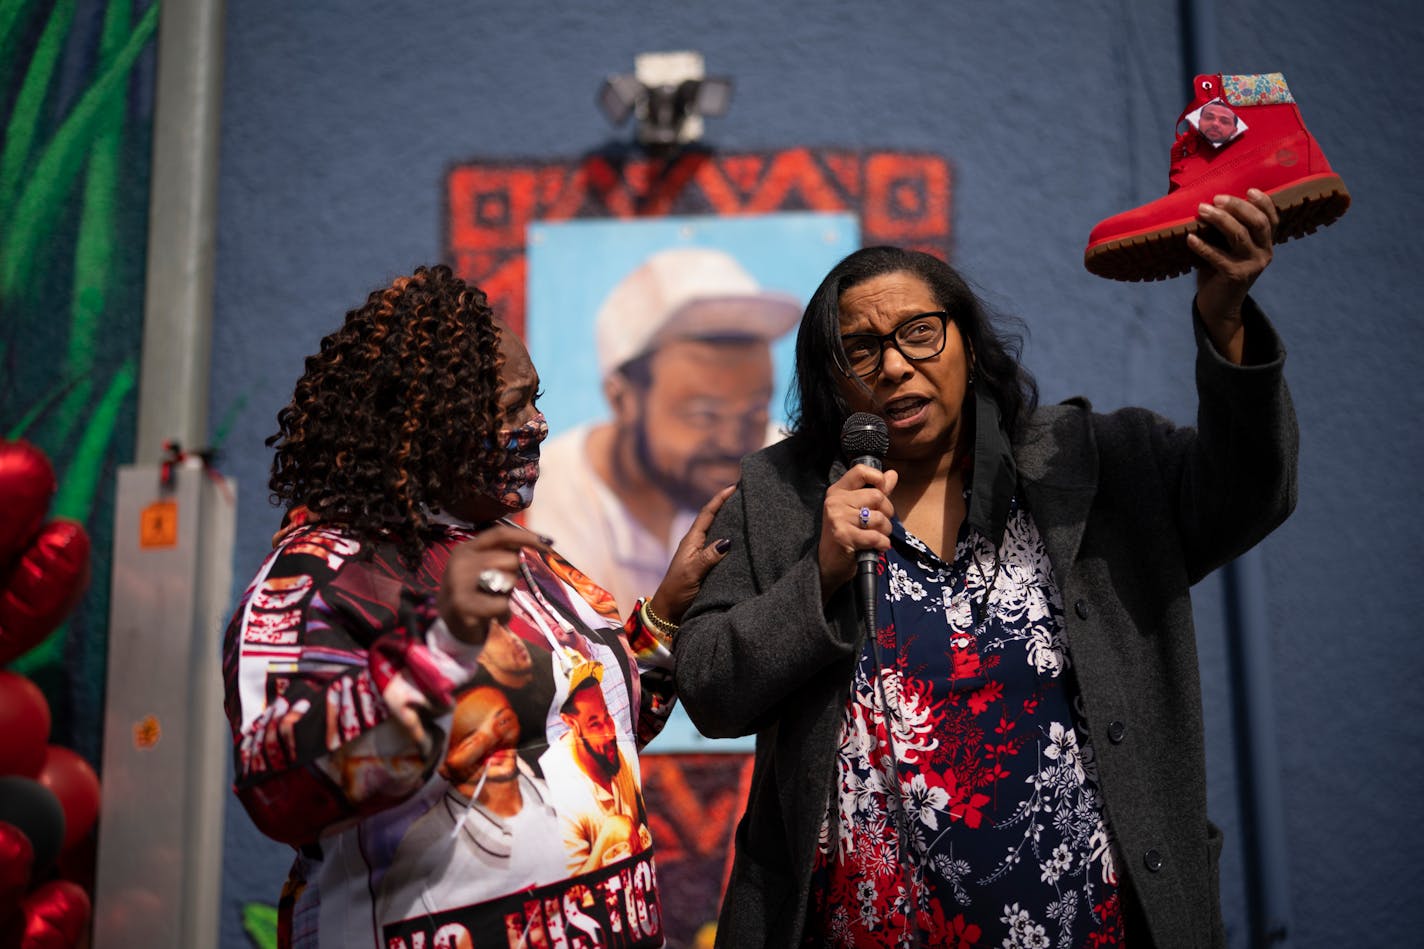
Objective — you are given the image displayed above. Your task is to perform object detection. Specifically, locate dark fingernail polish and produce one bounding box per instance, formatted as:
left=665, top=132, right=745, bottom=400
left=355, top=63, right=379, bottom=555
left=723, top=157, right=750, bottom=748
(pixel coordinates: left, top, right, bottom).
left=715, top=538, right=731, bottom=553
left=539, top=534, right=555, bottom=545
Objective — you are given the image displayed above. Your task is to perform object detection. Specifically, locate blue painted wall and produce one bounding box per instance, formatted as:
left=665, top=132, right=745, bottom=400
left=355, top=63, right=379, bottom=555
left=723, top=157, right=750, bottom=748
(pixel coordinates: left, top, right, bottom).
left=211, top=1, right=1424, bottom=945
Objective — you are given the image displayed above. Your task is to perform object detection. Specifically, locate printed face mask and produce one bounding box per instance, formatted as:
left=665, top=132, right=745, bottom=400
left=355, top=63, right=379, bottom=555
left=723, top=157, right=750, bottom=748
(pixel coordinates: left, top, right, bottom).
left=487, top=412, right=548, bottom=512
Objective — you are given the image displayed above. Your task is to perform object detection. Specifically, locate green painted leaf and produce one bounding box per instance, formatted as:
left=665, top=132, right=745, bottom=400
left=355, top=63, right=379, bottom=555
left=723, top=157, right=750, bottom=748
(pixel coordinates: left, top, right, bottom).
left=0, top=1, right=158, bottom=304
left=0, top=0, right=75, bottom=221
left=210, top=392, right=251, bottom=453
left=242, top=902, right=280, bottom=949
left=0, top=0, right=42, bottom=88
left=54, top=358, right=135, bottom=521
left=48, top=0, right=133, bottom=450
left=12, top=359, right=136, bottom=675
left=6, top=374, right=86, bottom=441
left=0, top=0, right=37, bottom=44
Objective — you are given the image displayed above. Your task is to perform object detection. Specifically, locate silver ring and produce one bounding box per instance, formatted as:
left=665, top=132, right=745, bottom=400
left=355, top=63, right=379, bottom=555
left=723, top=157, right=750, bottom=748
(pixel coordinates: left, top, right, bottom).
left=859, top=507, right=871, bottom=528
left=476, top=568, right=516, bottom=596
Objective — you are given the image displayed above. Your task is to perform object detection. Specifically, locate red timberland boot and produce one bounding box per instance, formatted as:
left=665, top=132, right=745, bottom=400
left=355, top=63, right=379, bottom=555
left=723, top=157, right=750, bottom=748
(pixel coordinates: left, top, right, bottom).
left=1084, top=72, right=1350, bottom=281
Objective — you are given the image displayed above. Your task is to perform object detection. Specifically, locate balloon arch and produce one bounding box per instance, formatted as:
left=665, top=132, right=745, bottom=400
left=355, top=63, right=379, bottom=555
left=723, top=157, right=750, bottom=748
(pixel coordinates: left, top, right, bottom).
left=1, top=440, right=101, bottom=947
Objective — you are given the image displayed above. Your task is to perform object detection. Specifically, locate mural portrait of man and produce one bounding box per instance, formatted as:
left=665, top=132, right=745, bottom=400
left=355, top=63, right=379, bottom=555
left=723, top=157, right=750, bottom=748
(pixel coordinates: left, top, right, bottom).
left=525, top=213, right=858, bottom=648
left=529, top=245, right=799, bottom=614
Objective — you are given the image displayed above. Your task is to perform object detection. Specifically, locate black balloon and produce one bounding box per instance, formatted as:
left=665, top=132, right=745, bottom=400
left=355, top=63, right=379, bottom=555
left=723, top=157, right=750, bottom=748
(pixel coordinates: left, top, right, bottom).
left=0, top=775, right=65, bottom=872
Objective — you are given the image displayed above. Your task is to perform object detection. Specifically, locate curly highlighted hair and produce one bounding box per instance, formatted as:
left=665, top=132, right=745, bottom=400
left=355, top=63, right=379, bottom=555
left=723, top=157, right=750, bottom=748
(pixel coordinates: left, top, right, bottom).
left=267, top=264, right=505, bottom=550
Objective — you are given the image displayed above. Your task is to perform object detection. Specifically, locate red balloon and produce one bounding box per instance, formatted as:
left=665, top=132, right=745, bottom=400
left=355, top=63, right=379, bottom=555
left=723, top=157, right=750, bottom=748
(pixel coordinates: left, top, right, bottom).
left=0, top=819, right=35, bottom=905
left=0, top=672, right=50, bottom=777
left=0, top=441, right=56, bottom=564
left=34, top=748, right=99, bottom=855
left=20, top=879, right=90, bottom=949
left=0, top=519, right=91, bottom=666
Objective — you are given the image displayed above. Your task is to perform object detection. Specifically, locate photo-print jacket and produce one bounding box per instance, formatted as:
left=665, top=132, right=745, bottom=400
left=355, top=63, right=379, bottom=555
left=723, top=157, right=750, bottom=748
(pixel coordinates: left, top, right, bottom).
left=222, top=516, right=676, bottom=949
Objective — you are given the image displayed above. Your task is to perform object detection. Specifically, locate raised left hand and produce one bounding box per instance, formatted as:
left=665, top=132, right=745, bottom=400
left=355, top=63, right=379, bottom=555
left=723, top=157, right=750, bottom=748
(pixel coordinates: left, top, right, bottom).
left=439, top=526, right=553, bottom=645
left=1187, top=188, right=1280, bottom=364
left=648, top=484, right=736, bottom=625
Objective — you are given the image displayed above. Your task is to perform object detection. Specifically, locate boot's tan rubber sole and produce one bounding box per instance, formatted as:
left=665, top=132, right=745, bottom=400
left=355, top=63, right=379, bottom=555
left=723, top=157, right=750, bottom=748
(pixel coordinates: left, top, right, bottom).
left=1084, top=174, right=1352, bottom=282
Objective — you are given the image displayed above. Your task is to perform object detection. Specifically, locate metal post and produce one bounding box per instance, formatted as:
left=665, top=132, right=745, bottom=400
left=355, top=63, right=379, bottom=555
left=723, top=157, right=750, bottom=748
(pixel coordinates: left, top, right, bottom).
left=133, top=0, right=226, bottom=465
left=93, top=0, right=231, bottom=946
left=92, top=461, right=235, bottom=949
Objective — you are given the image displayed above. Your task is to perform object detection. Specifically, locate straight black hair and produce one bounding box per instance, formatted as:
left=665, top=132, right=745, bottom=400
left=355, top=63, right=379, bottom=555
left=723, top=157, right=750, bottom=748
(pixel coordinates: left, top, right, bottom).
left=787, top=245, right=1038, bottom=465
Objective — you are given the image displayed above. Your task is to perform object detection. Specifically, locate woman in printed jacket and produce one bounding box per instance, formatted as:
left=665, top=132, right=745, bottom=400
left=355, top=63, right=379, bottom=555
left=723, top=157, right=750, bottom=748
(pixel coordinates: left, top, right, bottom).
left=223, top=264, right=729, bottom=949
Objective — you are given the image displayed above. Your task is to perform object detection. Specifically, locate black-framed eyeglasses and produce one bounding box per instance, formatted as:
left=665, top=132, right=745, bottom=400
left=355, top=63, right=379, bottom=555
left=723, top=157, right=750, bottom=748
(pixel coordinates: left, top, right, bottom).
left=838, top=311, right=950, bottom=378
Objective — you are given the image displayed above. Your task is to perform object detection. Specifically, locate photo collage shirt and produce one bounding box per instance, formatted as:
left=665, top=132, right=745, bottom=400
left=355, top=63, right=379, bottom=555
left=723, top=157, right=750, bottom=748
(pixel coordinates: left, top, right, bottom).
left=223, top=520, right=674, bottom=949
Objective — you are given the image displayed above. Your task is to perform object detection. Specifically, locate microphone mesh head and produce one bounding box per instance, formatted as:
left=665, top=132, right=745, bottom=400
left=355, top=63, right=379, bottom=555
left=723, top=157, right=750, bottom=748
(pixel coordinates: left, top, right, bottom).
left=840, top=412, right=889, bottom=460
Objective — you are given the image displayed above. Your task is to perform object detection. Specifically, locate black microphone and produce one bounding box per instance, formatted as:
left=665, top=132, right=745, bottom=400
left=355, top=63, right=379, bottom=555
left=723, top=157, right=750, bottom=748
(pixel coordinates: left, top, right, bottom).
left=840, top=413, right=889, bottom=637
left=842, top=413, right=919, bottom=949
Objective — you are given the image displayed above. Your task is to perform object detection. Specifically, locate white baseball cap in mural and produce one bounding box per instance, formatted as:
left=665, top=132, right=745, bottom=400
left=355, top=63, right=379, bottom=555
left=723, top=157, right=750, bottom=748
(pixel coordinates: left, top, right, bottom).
left=595, top=247, right=802, bottom=375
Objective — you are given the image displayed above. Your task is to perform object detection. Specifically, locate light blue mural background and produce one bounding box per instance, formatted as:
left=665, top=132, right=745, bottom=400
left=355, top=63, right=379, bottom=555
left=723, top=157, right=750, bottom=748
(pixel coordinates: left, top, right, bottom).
left=527, top=211, right=859, bottom=752
left=527, top=211, right=859, bottom=439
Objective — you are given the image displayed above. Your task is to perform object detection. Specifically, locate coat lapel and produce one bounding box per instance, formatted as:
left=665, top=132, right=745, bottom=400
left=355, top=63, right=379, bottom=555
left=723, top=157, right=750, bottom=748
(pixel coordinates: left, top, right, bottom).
left=1015, top=401, right=1099, bottom=596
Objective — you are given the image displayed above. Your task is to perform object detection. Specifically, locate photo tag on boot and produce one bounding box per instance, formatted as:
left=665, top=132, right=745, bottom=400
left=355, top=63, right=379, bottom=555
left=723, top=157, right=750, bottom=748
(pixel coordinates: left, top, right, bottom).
left=1186, top=98, right=1247, bottom=149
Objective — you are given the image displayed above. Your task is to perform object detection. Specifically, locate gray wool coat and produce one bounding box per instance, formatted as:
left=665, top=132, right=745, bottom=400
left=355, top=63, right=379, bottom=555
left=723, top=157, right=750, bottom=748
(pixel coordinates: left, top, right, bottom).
left=674, top=302, right=1297, bottom=949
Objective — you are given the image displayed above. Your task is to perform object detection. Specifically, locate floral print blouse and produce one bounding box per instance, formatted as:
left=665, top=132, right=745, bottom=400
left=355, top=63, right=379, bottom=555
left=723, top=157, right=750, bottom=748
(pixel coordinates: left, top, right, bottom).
left=805, top=497, right=1125, bottom=948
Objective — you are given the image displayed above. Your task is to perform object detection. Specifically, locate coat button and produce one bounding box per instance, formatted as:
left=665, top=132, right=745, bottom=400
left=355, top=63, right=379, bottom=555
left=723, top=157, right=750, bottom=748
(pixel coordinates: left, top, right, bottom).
left=1108, top=721, right=1126, bottom=743
left=1144, top=848, right=1164, bottom=872
left=1074, top=599, right=1089, bottom=620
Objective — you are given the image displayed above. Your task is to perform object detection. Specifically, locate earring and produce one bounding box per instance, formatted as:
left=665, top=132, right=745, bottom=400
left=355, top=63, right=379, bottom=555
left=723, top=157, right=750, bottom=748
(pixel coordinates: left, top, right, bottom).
left=968, top=364, right=976, bottom=387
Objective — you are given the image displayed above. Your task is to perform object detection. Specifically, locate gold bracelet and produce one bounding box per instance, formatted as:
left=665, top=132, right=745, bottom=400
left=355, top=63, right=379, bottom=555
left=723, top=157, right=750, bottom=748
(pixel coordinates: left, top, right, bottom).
left=640, top=599, right=680, bottom=641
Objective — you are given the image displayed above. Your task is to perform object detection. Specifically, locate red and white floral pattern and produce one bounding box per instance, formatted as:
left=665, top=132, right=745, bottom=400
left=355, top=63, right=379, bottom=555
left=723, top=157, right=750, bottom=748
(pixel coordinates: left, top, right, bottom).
left=805, top=499, right=1124, bottom=948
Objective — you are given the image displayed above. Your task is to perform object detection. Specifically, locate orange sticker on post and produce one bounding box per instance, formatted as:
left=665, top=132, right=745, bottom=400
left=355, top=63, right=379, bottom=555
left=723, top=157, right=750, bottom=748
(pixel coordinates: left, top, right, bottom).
left=140, top=499, right=178, bottom=548
left=133, top=715, right=161, bottom=750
